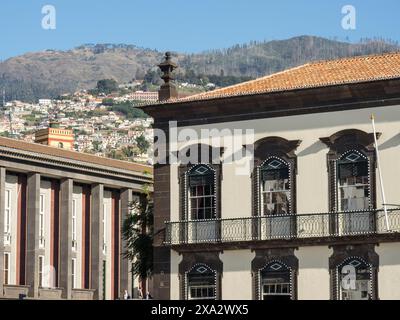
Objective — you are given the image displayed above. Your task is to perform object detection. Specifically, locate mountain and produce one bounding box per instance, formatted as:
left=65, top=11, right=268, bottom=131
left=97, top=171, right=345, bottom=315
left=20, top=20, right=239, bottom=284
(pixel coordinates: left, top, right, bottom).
left=1, top=36, right=399, bottom=102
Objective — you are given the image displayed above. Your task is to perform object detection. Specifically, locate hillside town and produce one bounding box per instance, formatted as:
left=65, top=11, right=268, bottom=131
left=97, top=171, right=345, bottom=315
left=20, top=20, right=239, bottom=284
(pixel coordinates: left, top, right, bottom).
left=0, top=87, right=156, bottom=164
left=0, top=74, right=213, bottom=166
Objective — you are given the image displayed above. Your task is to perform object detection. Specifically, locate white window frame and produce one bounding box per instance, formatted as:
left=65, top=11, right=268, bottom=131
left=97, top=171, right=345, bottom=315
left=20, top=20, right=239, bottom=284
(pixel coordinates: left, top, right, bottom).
left=4, top=189, right=11, bottom=245
left=337, top=152, right=370, bottom=212
left=340, top=278, right=371, bottom=300
left=4, top=252, right=10, bottom=285
left=338, top=259, right=372, bottom=300
left=338, top=177, right=370, bottom=212
left=102, top=206, right=107, bottom=254
left=39, top=194, right=45, bottom=248
left=38, top=255, right=44, bottom=288
left=186, top=264, right=217, bottom=301
left=71, top=258, right=77, bottom=289
left=187, top=165, right=216, bottom=221
left=72, top=199, right=77, bottom=251
left=188, top=283, right=216, bottom=300
left=188, top=185, right=216, bottom=221
left=261, top=278, right=291, bottom=300
left=260, top=159, right=291, bottom=216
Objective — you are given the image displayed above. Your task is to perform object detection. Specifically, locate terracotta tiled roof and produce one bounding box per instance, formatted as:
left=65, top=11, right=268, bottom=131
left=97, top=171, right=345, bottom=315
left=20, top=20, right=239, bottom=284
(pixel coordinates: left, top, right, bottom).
left=149, top=52, right=400, bottom=105
left=0, top=136, right=153, bottom=176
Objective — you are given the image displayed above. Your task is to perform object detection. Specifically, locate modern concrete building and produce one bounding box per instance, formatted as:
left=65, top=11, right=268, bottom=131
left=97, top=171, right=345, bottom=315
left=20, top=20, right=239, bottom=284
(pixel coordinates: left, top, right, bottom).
left=0, top=136, right=152, bottom=299
left=143, top=52, right=400, bottom=300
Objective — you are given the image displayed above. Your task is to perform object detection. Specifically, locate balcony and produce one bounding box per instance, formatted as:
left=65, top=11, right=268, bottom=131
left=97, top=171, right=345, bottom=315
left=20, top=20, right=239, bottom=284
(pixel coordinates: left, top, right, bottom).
left=165, top=209, right=400, bottom=246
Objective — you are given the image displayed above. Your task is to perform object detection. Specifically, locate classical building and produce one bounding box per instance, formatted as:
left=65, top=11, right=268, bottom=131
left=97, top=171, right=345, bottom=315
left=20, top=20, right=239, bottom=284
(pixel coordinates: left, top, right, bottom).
left=143, top=52, right=400, bottom=300
left=0, top=136, right=152, bottom=299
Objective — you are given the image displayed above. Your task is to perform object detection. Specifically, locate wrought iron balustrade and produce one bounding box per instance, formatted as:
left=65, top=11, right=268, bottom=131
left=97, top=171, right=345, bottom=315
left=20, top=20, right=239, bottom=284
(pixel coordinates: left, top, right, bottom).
left=164, top=209, right=400, bottom=245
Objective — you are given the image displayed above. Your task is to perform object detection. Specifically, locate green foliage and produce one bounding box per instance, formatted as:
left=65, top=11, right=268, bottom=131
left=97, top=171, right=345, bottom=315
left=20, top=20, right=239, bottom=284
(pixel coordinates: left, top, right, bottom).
left=88, top=79, right=119, bottom=95
left=92, top=140, right=102, bottom=152
left=136, top=134, right=150, bottom=154
left=121, top=146, right=139, bottom=158
left=102, top=98, right=114, bottom=106
left=85, top=108, right=108, bottom=118
left=122, top=189, right=153, bottom=281
left=143, top=69, right=162, bottom=86
left=56, top=94, right=73, bottom=100
left=74, top=129, right=88, bottom=135
left=175, top=70, right=252, bottom=88
left=107, top=102, right=149, bottom=119
left=0, top=131, right=10, bottom=137
left=109, top=151, right=124, bottom=160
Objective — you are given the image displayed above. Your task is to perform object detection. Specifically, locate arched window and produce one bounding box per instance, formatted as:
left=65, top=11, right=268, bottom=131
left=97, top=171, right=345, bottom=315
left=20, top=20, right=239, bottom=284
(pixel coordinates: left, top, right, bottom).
left=337, top=151, right=370, bottom=211
left=320, top=129, right=377, bottom=213
left=260, top=158, right=290, bottom=215
left=58, top=142, right=64, bottom=148
left=260, top=261, right=292, bottom=300
left=252, top=137, right=300, bottom=219
left=186, top=264, right=216, bottom=300
left=337, top=258, right=372, bottom=300
left=187, top=165, right=216, bottom=220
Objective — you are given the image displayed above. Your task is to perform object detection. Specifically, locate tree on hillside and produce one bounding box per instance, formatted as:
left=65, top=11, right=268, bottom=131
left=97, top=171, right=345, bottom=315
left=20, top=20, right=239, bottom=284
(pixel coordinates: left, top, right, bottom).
left=107, top=102, right=149, bottom=119
left=136, top=134, right=150, bottom=155
left=102, top=98, right=114, bottom=106
left=92, top=140, right=102, bottom=152
left=143, top=69, right=162, bottom=86
left=121, top=146, right=140, bottom=159
left=96, top=79, right=118, bottom=94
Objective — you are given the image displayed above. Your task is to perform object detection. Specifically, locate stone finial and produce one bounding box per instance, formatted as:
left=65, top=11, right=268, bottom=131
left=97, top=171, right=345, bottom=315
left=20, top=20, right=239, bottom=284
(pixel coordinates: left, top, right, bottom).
left=158, top=52, right=178, bottom=101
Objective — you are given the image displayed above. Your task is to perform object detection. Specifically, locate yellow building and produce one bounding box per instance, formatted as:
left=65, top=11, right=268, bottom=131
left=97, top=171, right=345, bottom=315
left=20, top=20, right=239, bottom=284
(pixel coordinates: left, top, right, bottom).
left=35, top=122, right=74, bottom=150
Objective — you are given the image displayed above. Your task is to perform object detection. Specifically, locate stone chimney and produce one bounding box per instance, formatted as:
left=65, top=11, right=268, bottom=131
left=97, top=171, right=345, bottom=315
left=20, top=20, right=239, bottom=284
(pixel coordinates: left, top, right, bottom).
left=158, top=52, right=178, bottom=101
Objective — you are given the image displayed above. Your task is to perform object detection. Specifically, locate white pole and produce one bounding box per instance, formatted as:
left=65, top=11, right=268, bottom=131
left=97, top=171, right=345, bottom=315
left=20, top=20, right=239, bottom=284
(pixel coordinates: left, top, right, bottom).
left=371, top=114, right=390, bottom=231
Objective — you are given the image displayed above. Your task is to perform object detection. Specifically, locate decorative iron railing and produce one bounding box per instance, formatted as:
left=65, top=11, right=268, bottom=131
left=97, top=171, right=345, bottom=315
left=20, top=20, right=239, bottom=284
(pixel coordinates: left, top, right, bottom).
left=165, top=209, right=400, bottom=245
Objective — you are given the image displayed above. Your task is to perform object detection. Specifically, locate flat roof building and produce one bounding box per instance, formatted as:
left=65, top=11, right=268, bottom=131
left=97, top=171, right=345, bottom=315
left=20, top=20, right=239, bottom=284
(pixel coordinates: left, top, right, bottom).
left=0, top=136, right=152, bottom=299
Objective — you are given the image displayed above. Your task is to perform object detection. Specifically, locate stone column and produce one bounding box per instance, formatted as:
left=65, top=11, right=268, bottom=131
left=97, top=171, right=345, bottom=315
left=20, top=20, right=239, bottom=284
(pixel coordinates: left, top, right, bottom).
left=153, top=163, right=171, bottom=300
left=119, top=188, right=132, bottom=298
left=59, top=178, right=73, bottom=299
left=0, top=167, right=6, bottom=297
left=25, top=173, right=41, bottom=298
left=90, top=183, right=104, bottom=300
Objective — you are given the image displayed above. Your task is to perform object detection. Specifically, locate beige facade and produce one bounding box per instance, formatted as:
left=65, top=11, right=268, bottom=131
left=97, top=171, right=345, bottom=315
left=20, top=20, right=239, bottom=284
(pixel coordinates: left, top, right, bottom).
left=170, top=104, right=400, bottom=216
left=296, top=246, right=332, bottom=300
left=147, top=52, right=400, bottom=301
left=220, top=250, right=254, bottom=300
left=162, top=100, right=400, bottom=300
left=376, top=243, right=400, bottom=300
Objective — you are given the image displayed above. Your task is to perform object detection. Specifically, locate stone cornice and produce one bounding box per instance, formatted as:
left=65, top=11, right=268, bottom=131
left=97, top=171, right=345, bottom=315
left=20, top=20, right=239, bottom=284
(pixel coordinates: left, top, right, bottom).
left=145, top=79, right=400, bottom=128
left=0, top=146, right=153, bottom=188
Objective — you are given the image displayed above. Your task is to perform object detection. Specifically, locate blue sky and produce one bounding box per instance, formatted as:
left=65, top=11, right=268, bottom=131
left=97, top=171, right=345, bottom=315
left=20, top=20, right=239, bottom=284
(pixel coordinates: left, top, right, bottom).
left=0, top=0, right=399, bottom=60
